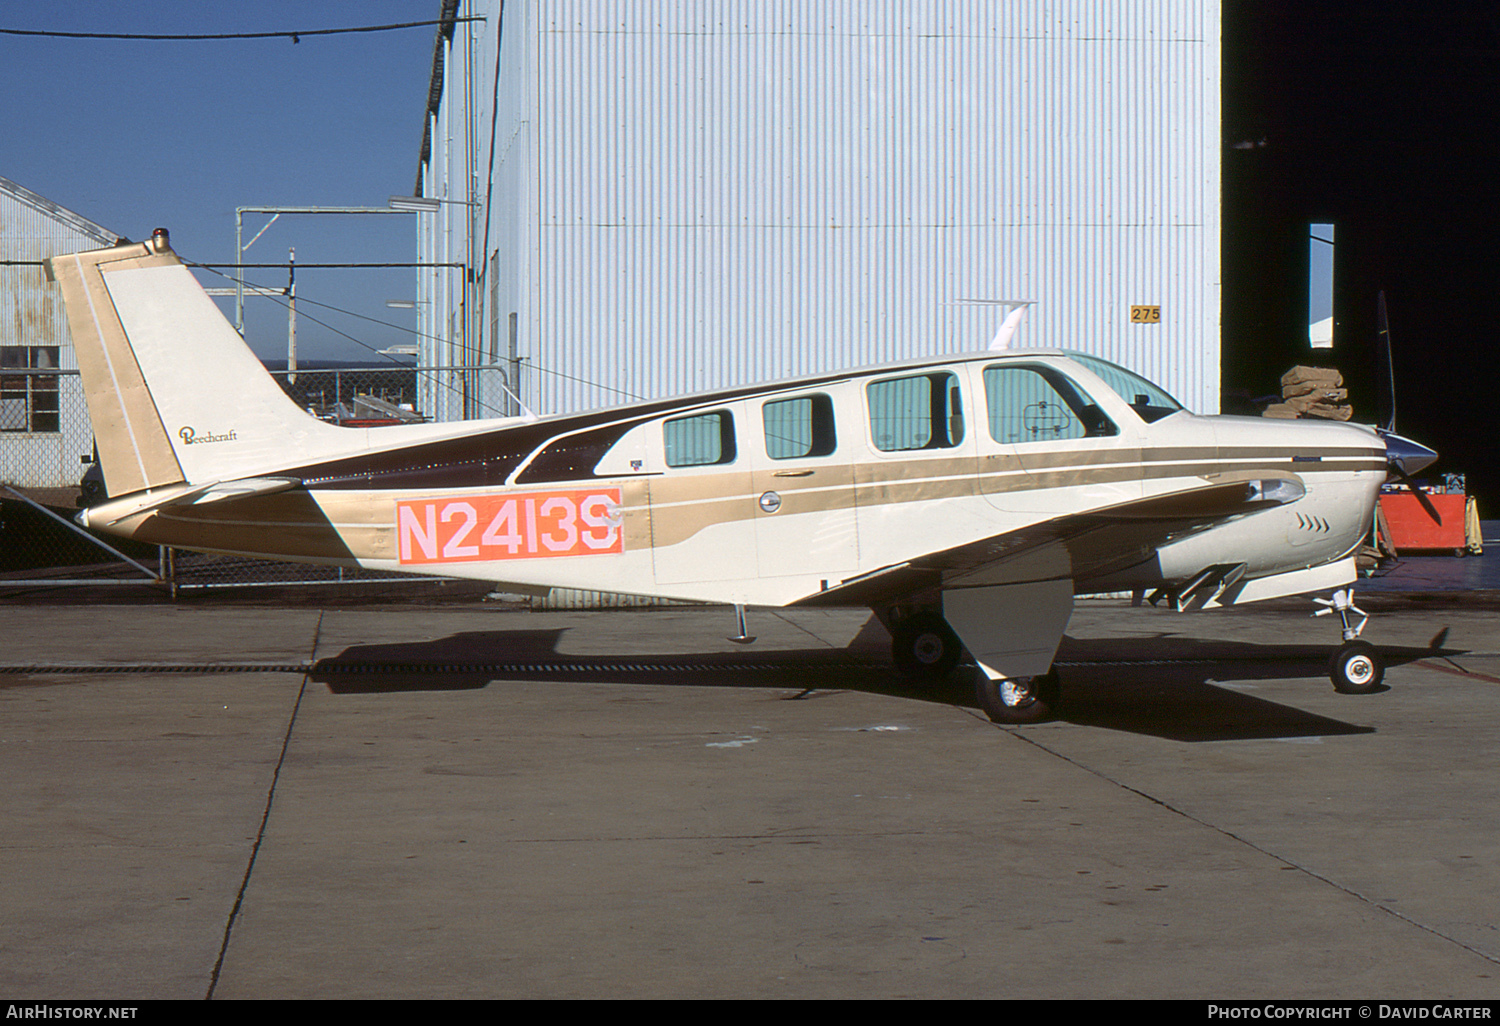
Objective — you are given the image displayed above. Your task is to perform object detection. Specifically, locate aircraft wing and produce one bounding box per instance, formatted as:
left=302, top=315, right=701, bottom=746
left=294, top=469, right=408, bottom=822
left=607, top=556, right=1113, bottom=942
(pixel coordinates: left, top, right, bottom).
left=794, top=474, right=1305, bottom=610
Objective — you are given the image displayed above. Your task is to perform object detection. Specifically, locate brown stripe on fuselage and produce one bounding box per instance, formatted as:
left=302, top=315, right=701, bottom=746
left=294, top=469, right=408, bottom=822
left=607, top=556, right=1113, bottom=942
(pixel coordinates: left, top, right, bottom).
left=981, top=458, right=1385, bottom=496
left=120, top=441, right=1384, bottom=563
left=277, top=368, right=869, bottom=491
left=128, top=491, right=361, bottom=562
left=116, top=478, right=656, bottom=564
left=639, top=447, right=1384, bottom=548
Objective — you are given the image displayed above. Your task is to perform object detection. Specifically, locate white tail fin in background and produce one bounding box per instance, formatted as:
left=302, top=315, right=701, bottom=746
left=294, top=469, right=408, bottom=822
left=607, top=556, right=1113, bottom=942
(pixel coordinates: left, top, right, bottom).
left=988, top=304, right=1028, bottom=351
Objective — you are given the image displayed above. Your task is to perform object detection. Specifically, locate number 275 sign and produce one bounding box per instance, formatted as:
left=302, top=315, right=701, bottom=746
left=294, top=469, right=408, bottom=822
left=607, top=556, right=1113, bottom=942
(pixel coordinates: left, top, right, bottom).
left=397, top=489, right=623, bottom=565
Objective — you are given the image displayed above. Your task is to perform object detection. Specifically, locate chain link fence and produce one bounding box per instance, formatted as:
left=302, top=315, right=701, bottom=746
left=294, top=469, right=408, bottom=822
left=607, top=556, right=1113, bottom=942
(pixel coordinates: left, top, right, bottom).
left=0, top=365, right=513, bottom=592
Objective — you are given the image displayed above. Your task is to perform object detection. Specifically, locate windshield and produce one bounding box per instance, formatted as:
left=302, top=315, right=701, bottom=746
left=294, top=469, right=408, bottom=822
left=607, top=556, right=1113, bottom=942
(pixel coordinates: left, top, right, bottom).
left=1065, top=353, right=1185, bottom=423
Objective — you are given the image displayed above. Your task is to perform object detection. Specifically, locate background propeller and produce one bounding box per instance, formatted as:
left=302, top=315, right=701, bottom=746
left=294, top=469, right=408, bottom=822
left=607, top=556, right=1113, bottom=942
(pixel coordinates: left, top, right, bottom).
left=1374, top=290, right=1442, bottom=523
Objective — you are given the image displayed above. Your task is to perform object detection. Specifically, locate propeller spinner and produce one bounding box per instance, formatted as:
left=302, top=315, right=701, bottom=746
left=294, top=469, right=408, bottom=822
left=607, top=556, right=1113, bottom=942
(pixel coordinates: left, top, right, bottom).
left=1380, top=429, right=1442, bottom=523
left=1382, top=430, right=1438, bottom=480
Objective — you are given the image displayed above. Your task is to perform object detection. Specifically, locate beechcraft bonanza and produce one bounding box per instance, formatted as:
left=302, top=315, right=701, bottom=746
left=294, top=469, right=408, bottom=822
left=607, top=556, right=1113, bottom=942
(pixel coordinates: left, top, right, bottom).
left=46, top=230, right=1438, bottom=723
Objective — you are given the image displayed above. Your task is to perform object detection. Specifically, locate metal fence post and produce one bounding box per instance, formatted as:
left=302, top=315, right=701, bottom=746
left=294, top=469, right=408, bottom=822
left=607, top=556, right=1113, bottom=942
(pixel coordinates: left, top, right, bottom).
left=161, top=546, right=177, bottom=600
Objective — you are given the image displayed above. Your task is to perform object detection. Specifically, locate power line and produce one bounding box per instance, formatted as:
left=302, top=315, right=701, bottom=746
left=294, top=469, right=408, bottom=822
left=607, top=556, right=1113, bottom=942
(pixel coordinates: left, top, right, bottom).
left=0, top=18, right=481, bottom=43
left=195, top=262, right=467, bottom=270
left=201, top=265, right=650, bottom=409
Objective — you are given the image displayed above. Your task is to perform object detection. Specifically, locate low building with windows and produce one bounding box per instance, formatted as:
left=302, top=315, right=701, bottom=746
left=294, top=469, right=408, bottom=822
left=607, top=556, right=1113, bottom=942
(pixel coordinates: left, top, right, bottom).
left=0, top=176, right=118, bottom=501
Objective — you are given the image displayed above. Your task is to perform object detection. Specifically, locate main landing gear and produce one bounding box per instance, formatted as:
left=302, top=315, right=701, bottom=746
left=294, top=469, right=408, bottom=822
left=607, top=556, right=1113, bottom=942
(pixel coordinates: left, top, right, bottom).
left=889, top=611, right=962, bottom=682
left=1315, top=588, right=1384, bottom=694
left=974, top=670, right=1060, bottom=725
left=887, top=609, right=1059, bottom=724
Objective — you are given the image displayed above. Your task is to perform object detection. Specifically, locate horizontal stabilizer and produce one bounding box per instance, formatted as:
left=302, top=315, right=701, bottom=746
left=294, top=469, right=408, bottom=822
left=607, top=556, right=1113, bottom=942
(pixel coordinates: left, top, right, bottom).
left=81, top=477, right=304, bottom=528
left=181, top=477, right=303, bottom=506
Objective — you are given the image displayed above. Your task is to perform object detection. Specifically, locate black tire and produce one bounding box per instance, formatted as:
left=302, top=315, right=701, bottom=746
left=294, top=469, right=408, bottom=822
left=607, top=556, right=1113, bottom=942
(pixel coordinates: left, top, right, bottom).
left=976, top=670, right=1060, bottom=724
left=890, top=612, right=962, bottom=683
left=1330, top=640, right=1384, bottom=694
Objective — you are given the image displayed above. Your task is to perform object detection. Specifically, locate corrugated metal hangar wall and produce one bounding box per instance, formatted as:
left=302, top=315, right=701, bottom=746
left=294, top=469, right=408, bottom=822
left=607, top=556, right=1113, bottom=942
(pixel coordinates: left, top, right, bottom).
left=0, top=177, right=118, bottom=489
left=413, top=0, right=1221, bottom=422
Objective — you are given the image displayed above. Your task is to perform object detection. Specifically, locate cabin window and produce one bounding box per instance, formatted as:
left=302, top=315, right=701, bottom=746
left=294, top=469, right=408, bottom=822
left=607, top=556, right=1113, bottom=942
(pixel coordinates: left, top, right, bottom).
left=0, top=346, right=60, bottom=434
left=982, top=365, right=1117, bottom=444
left=763, top=394, right=836, bottom=460
left=867, top=372, right=965, bottom=452
left=663, top=410, right=737, bottom=467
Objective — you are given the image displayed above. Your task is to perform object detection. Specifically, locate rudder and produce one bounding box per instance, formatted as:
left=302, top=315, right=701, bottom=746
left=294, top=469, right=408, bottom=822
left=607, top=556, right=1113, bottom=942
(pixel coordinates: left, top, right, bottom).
left=47, top=229, right=357, bottom=495
left=44, top=233, right=185, bottom=498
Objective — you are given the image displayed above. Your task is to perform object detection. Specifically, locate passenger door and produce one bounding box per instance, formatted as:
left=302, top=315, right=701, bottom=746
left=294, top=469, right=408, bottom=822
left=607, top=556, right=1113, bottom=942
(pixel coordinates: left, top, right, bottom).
left=854, top=367, right=985, bottom=571
left=649, top=404, right=758, bottom=586
left=748, top=390, right=859, bottom=582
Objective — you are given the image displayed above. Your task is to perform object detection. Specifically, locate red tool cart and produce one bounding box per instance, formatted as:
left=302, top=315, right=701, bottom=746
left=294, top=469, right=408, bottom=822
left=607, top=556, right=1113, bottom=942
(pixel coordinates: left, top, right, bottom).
left=1377, top=475, right=1481, bottom=556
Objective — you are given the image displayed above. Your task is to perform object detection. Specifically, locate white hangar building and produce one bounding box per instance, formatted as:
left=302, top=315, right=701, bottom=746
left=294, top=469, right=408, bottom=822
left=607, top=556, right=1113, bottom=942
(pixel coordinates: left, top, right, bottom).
left=410, top=0, right=1221, bottom=422
left=0, top=176, right=118, bottom=494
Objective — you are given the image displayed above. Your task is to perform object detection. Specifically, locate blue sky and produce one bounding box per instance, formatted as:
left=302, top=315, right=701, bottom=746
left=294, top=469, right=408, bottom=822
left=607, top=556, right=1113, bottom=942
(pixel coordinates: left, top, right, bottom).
left=0, top=1, right=444, bottom=362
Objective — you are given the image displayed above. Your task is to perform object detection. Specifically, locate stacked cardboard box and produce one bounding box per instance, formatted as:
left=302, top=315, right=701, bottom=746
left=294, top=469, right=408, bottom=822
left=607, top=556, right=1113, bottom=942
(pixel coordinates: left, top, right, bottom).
left=1262, top=366, right=1353, bottom=420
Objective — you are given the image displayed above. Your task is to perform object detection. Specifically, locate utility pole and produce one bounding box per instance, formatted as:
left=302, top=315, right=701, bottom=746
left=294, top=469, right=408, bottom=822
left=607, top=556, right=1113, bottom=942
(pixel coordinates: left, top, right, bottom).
left=287, top=247, right=297, bottom=384
left=233, top=205, right=409, bottom=337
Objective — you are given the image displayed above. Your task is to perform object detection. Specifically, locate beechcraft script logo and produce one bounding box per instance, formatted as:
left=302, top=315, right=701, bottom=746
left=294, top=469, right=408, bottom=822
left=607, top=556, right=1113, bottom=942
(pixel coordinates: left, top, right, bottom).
left=396, top=489, right=623, bottom=565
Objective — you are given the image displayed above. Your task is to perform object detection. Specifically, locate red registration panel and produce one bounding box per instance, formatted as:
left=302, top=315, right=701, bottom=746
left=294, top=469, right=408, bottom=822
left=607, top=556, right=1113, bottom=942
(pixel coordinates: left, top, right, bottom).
left=396, top=489, right=624, bottom=565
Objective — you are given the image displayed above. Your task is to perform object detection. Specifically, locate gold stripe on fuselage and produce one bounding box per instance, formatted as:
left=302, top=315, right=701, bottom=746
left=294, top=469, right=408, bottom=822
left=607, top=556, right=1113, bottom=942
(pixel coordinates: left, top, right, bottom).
left=114, top=444, right=1383, bottom=563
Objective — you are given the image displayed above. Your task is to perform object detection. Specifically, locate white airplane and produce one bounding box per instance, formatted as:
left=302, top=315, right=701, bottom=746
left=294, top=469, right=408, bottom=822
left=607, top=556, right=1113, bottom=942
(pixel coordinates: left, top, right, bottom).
left=45, top=230, right=1437, bottom=723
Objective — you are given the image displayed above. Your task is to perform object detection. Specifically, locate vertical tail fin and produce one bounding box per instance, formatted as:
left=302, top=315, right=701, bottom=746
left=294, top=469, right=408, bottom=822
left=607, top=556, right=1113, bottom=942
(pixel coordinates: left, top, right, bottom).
left=44, top=233, right=186, bottom=498
left=46, top=230, right=357, bottom=495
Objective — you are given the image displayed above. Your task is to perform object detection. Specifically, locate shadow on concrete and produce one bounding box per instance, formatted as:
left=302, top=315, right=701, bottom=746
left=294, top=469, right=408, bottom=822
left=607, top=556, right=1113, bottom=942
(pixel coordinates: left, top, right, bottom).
left=306, top=621, right=1470, bottom=742
left=1044, top=633, right=1469, bottom=741
left=311, top=628, right=899, bottom=695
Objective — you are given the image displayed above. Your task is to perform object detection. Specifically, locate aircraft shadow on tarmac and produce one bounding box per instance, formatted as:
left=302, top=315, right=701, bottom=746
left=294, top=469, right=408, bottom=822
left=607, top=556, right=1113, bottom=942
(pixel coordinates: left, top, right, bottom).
left=309, top=623, right=1466, bottom=743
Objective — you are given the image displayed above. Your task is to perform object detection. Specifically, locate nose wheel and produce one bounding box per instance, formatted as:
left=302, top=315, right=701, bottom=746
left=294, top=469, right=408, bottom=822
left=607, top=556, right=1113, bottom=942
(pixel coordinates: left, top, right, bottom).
left=1330, top=640, right=1384, bottom=694
left=1316, top=588, right=1384, bottom=694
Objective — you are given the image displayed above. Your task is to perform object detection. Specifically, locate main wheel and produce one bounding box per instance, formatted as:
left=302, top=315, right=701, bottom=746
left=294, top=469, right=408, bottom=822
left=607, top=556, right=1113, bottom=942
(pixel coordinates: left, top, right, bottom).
left=890, top=612, right=962, bottom=683
left=1330, top=640, right=1384, bottom=694
left=976, top=670, right=1060, bottom=724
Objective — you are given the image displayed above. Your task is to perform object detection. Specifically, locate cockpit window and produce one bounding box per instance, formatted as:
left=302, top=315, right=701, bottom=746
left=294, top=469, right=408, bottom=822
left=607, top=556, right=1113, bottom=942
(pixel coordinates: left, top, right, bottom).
left=983, top=365, right=1117, bottom=444
left=1065, top=353, right=1185, bottom=423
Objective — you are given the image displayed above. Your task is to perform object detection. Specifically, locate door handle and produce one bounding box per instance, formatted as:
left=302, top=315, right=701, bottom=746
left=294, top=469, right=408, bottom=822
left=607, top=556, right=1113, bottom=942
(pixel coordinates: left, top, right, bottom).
left=773, top=469, right=814, bottom=478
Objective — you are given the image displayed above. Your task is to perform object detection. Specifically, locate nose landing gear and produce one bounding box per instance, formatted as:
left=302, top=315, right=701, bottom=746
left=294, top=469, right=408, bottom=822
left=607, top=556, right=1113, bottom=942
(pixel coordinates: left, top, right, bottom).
left=1316, top=588, right=1384, bottom=694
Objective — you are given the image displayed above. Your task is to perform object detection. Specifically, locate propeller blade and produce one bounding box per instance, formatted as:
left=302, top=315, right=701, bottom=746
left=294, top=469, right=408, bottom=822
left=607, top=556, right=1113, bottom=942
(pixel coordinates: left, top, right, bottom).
left=1380, top=465, right=1440, bottom=525
left=1377, top=290, right=1396, bottom=432
left=1380, top=428, right=1442, bottom=523
left=1390, top=468, right=1443, bottom=524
